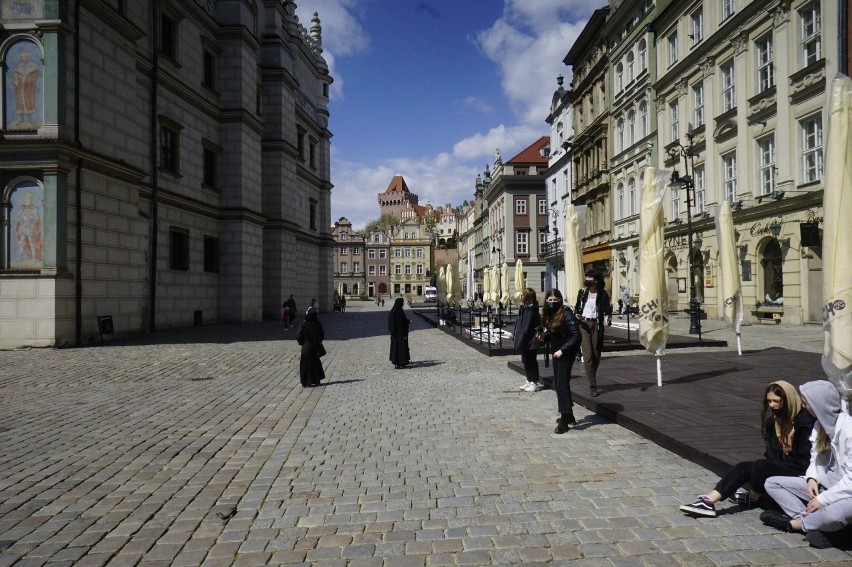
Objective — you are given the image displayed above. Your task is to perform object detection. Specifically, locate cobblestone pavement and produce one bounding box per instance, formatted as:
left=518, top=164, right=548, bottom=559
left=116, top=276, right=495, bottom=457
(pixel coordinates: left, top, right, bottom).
left=1, top=302, right=849, bottom=566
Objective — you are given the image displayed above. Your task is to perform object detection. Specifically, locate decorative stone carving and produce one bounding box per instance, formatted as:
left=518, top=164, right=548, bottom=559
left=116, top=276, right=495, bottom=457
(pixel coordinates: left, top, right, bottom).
left=676, top=78, right=688, bottom=97
left=731, top=28, right=748, bottom=55
left=701, top=56, right=715, bottom=78
left=790, top=66, right=826, bottom=98
left=772, top=0, right=791, bottom=27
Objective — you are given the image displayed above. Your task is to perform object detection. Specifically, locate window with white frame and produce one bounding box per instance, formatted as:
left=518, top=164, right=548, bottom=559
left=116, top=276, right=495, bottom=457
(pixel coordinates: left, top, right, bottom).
left=721, top=0, right=735, bottom=20
left=353, top=262, right=361, bottom=273
left=394, top=248, right=401, bottom=257
left=380, top=265, right=387, bottom=275
left=721, top=60, right=735, bottom=111
left=638, top=39, right=647, bottom=70
left=668, top=33, right=678, bottom=67
left=405, top=264, right=412, bottom=275
left=617, top=183, right=625, bottom=220
left=368, top=265, right=376, bottom=275
left=690, top=8, right=704, bottom=45
left=669, top=100, right=679, bottom=142
left=627, top=52, right=634, bottom=82
left=628, top=110, right=636, bottom=145
left=802, top=115, right=824, bottom=183
left=394, top=264, right=401, bottom=275
left=353, top=247, right=361, bottom=255
left=405, top=248, right=412, bottom=257
left=722, top=151, right=737, bottom=201
left=416, top=264, right=424, bottom=275
left=628, top=178, right=637, bottom=216
left=516, top=199, right=527, bottom=215
left=693, top=83, right=705, bottom=126
left=616, top=62, right=624, bottom=92
left=341, top=247, right=348, bottom=255
left=639, top=101, right=648, bottom=137
left=693, top=167, right=706, bottom=213
left=341, top=262, right=348, bottom=273
left=800, top=3, right=822, bottom=67
left=538, top=199, right=547, bottom=215
left=516, top=232, right=528, bottom=255
left=379, top=249, right=387, bottom=259
left=756, top=35, right=774, bottom=93
left=758, top=135, right=776, bottom=195
left=672, top=188, right=681, bottom=219
left=368, top=249, right=375, bottom=259
left=538, top=229, right=547, bottom=255
left=416, top=247, right=424, bottom=257
left=616, top=119, right=624, bottom=152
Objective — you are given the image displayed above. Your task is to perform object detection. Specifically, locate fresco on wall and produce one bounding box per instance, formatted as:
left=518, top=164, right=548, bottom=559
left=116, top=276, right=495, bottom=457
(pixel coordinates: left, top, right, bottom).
left=9, top=180, right=43, bottom=269
left=4, top=39, right=43, bottom=131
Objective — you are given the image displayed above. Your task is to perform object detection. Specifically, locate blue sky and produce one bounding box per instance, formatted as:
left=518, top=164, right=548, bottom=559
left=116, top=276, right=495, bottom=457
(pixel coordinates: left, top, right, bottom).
left=295, top=0, right=600, bottom=228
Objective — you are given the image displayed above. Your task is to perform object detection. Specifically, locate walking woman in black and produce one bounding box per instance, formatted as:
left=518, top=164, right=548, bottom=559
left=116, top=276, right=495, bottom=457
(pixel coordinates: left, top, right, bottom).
left=297, top=307, right=325, bottom=387
left=537, top=289, right=582, bottom=434
left=388, top=298, right=410, bottom=369
left=513, top=287, right=542, bottom=392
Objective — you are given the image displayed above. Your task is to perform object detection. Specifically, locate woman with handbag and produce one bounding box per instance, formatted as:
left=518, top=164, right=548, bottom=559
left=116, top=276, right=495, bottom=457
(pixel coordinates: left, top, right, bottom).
left=388, top=298, right=410, bottom=369
left=297, top=307, right=325, bottom=387
left=537, top=289, right=582, bottom=434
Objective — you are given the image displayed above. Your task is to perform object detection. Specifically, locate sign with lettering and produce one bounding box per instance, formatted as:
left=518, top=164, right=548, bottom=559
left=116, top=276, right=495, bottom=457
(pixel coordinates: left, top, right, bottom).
left=1, top=0, right=43, bottom=20
left=664, top=234, right=688, bottom=251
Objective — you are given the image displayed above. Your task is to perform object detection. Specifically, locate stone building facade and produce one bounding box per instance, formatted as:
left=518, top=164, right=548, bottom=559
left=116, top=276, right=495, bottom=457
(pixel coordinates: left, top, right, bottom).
left=331, top=217, right=365, bottom=300
left=0, top=1, right=333, bottom=348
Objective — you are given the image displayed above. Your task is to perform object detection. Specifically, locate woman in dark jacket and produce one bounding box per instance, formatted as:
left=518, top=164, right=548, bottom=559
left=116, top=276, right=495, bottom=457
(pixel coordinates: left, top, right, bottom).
left=537, top=289, right=582, bottom=433
left=297, top=307, right=325, bottom=387
left=513, top=288, right=542, bottom=392
left=680, top=380, right=816, bottom=517
left=388, top=298, right=410, bottom=369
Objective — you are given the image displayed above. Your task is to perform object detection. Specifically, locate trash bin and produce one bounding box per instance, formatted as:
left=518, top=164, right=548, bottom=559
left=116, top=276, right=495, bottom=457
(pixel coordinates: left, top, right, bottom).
left=194, top=310, right=203, bottom=326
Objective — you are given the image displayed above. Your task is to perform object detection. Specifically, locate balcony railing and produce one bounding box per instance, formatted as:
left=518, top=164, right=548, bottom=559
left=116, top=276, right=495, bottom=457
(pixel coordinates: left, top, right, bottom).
left=541, top=237, right=564, bottom=259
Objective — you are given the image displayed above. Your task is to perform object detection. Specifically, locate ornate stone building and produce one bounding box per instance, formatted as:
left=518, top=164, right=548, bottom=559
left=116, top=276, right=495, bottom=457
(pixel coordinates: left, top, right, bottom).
left=0, top=1, right=333, bottom=347
left=331, top=218, right=366, bottom=300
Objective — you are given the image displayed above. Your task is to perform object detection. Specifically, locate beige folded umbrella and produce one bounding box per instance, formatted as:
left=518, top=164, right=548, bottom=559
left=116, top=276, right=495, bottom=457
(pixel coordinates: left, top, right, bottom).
left=490, top=265, right=500, bottom=305
left=437, top=265, right=446, bottom=302
left=638, top=167, right=670, bottom=386
left=514, top=259, right=525, bottom=302
left=482, top=266, right=491, bottom=305
left=563, top=205, right=586, bottom=297
left=445, top=263, right=456, bottom=304
left=822, top=74, right=852, bottom=395
left=500, top=262, right=510, bottom=305
left=452, top=260, right=463, bottom=305
left=715, top=200, right=744, bottom=354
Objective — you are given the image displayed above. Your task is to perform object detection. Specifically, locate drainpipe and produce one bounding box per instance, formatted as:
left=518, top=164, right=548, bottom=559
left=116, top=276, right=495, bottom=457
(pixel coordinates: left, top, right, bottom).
left=148, top=0, right=160, bottom=332
left=74, top=0, right=82, bottom=345
left=841, top=0, right=849, bottom=75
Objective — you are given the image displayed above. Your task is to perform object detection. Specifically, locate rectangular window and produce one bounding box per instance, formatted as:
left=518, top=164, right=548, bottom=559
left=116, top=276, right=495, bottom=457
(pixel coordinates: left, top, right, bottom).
left=693, top=167, right=706, bottom=213
left=202, top=49, right=216, bottom=89
left=405, top=248, right=412, bottom=257
left=368, top=265, right=376, bottom=275
left=516, top=232, right=528, bottom=255
left=416, top=264, right=424, bottom=275
left=202, top=144, right=218, bottom=189
left=802, top=115, right=824, bottom=183
left=160, top=13, right=177, bottom=60
left=690, top=8, right=704, bottom=46
left=160, top=124, right=179, bottom=174
left=256, top=83, right=262, bottom=115
left=405, top=264, right=412, bottom=275
left=617, top=185, right=625, bottom=220
left=169, top=227, right=189, bottom=271
left=721, top=0, right=735, bottom=20
left=672, top=190, right=681, bottom=219
left=669, top=100, right=679, bottom=142
left=368, top=249, right=375, bottom=259
left=515, top=199, right=527, bottom=215
left=693, top=83, right=705, bottom=127
left=341, top=247, right=348, bottom=255
left=394, top=248, right=402, bottom=257
left=668, top=32, right=678, bottom=66
left=394, top=284, right=401, bottom=294
left=539, top=229, right=547, bottom=255
left=309, top=138, right=317, bottom=168
left=379, top=249, right=387, bottom=259
left=801, top=3, right=822, bottom=67
left=416, top=248, right=424, bottom=257
left=340, top=263, right=348, bottom=273
left=380, top=265, right=387, bottom=275
left=353, top=247, right=361, bottom=255
left=756, top=35, right=774, bottom=93
left=721, top=60, right=736, bottom=112
left=628, top=180, right=637, bottom=216
left=203, top=236, right=219, bottom=273
left=309, top=198, right=317, bottom=230
left=297, top=126, right=306, bottom=159
left=538, top=199, right=547, bottom=215
left=758, top=135, right=776, bottom=195
left=394, top=264, right=401, bottom=275
left=722, top=151, right=737, bottom=201
left=353, top=262, right=361, bottom=273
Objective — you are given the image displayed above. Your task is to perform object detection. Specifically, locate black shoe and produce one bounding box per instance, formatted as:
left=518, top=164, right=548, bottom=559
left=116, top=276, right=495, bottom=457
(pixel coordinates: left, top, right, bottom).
left=804, top=530, right=833, bottom=549
left=760, top=510, right=793, bottom=532
left=563, top=412, right=577, bottom=425
left=554, top=421, right=570, bottom=434
left=590, top=388, right=601, bottom=397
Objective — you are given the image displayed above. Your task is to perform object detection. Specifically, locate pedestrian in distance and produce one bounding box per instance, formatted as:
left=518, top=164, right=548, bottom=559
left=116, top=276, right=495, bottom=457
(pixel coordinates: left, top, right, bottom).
left=514, top=287, right=542, bottom=392
left=296, top=307, right=325, bottom=387
left=679, top=380, right=815, bottom=518
left=761, top=380, right=852, bottom=549
left=619, top=285, right=630, bottom=317
left=574, top=269, right=612, bottom=397
left=282, top=304, right=291, bottom=330
left=311, top=298, right=320, bottom=313
left=388, top=298, right=410, bottom=369
left=284, top=294, right=297, bottom=328
left=537, top=289, right=581, bottom=434
left=340, top=295, right=346, bottom=313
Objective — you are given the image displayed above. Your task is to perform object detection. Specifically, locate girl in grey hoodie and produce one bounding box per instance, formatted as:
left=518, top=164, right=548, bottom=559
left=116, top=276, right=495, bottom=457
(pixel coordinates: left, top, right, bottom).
left=762, top=380, right=852, bottom=548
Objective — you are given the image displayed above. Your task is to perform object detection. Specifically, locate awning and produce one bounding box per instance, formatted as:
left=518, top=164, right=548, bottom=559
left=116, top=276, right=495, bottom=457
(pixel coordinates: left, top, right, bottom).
left=582, top=248, right=612, bottom=263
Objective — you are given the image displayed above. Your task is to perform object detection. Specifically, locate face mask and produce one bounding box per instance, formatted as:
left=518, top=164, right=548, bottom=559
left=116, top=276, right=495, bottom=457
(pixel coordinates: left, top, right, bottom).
left=584, top=280, right=594, bottom=287
left=544, top=301, right=561, bottom=312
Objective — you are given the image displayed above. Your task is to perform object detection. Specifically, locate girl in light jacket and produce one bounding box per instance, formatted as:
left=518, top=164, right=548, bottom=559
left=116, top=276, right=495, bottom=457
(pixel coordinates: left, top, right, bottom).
left=762, top=380, right=852, bottom=548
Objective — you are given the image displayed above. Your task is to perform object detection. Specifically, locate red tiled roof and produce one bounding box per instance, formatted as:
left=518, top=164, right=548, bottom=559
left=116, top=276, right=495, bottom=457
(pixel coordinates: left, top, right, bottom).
left=382, top=175, right=410, bottom=194
left=507, top=136, right=550, bottom=165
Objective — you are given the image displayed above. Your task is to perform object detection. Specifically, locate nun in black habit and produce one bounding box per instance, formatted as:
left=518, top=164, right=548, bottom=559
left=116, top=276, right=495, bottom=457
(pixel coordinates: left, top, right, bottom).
left=388, top=298, right=411, bottom=369
left=297, top=307, right=325, bottom=387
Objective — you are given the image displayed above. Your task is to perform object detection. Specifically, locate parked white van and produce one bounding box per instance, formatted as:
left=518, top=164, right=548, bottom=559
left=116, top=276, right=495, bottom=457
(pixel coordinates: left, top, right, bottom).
left=424, top=286, right=438, bottom=302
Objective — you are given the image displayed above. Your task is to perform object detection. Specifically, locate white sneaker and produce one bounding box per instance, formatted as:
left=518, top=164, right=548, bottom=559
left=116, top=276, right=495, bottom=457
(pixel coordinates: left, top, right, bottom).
left=518, top=381, right=532, bottom=390
left=525, top=382, right=543, bottom=392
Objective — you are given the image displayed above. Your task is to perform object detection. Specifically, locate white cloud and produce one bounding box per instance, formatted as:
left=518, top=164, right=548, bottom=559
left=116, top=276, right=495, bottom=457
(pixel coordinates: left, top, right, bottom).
left=459, top=96, right=495, bottom=115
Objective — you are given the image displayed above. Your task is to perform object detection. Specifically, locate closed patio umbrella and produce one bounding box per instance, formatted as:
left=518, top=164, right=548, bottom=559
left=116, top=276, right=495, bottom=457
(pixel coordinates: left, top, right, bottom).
left=452, top=260, right=463, bottom=306
left=638, top=167, right=670, bottom=386
left=490, top=266, right=500, bottom=306
left=482, top=266, right=491, bottom=305
left=500, top=262, right=510, bottom=305
left=437, top=265, right=446, bottom=302
left=513, top=259, right=525, bottom=303
left=715, top=199, right=743, bottom=355
left=822, top=74, right=852, bottom=395
left=564, top=205, right=586, bottom=295
left=445, top=263, right=456, bottom=304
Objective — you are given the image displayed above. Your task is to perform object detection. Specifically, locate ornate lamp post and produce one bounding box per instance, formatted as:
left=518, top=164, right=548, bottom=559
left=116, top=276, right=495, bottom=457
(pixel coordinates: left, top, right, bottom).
left=668, top=129, right=703, bottom=340
left=550, top=208, right=560, bottom=291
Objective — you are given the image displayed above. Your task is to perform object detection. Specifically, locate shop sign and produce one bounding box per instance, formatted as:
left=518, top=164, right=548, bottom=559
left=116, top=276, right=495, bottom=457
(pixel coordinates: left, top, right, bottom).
left=664, top=234, right=688, bottom=251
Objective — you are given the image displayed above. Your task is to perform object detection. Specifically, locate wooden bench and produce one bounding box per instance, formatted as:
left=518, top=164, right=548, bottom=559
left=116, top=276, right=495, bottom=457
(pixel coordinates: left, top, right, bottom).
left=751, top=306, right=783, bottom=323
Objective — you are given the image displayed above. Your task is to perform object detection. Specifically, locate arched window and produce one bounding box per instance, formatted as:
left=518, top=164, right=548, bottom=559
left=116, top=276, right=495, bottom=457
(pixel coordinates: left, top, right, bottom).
left=638, top=39, right=647, bottom=70
left=627, top=52, right=635, bottom=82
left=617, top=183, right=625, bottom=220
left=762, top=240, right=784, bottom=302
left=627, top=110, right=636, bottom=146
left=639, top=101, right=648, bottom=138
left=628, top=178, right=636, bottom=216
left=616, top=62, right=624, bottom=92
left=616, top=119, right=624, bottom=153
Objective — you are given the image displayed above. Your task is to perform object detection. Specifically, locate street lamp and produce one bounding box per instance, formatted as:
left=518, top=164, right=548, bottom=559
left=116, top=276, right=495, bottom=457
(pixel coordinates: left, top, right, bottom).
left=669, top=128, right=703, bottom=339
left=550, top=208, right=560, bottom=290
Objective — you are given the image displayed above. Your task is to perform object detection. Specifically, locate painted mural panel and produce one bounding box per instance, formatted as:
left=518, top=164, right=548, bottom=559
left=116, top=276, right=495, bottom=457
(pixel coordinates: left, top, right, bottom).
left=0, top=0, right=43, bottom=20
left=9, top=181, right=43, bottom=269
left=4, top=39, right=42, bottom=131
